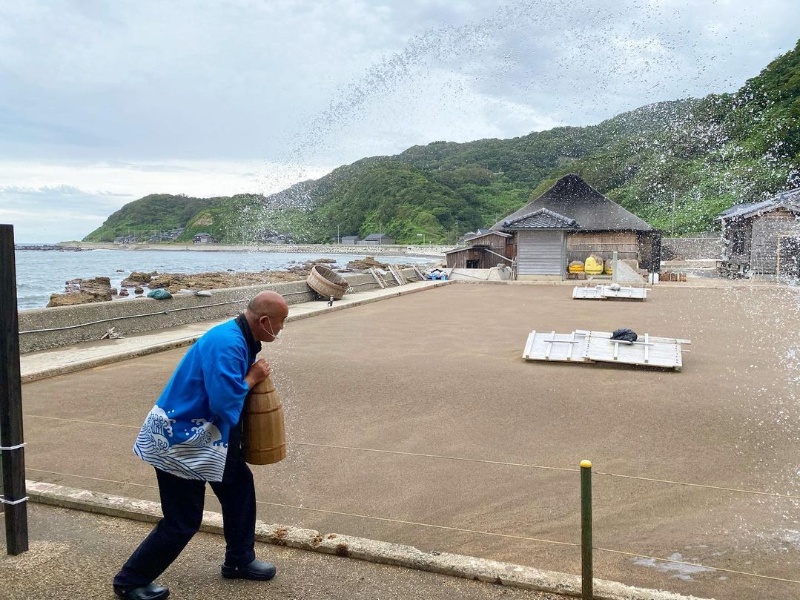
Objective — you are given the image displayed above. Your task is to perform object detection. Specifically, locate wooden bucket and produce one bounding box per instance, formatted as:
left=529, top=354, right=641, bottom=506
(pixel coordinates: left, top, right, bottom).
left=242, top=376, right=286, bottom=465
left=306, top=265, right=349, bottom=300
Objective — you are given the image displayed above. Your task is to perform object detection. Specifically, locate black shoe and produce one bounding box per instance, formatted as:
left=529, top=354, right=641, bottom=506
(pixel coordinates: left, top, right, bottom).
left=221, top=558, right=277, bottom=580
left=113, top=582, right=170, bottom=600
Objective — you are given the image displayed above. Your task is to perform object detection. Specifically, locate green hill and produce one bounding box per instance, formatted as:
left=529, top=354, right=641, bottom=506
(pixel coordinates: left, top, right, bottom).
left=83, top=194, right=224, bottom=242
left=84, top=39, right=800, bottom=244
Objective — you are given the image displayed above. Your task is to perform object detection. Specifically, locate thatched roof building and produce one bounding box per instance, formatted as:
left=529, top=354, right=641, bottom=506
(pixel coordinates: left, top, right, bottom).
left=490, top=174, right=660, bottom=280
left=491, top=174, right=654, bottom=232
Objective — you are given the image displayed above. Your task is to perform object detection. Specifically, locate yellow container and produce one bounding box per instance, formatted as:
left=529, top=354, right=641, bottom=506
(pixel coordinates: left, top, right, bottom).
left=568, top=261, right=585, bottom=273
left=584, top=255, right=604, bottom=275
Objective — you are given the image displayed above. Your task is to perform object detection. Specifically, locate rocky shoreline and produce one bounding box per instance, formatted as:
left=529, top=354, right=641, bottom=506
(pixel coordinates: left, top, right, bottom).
left=52, top=241, right=452, bottom=259
left=46, top=256, right=437, bottom=307
left=15, top=244, right=88, bottom=251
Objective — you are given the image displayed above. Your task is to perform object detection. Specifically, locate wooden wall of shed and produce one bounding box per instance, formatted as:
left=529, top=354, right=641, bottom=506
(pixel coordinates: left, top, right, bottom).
left=446, top=249, right=468, bottom=269
left=566, top=232, right=639, bottom=265
left=748, top=209, right=800, bottom=274
left=506, top=236, right=515, bottom=260
left=446, top=248, right=496, bottom=269
left=468, top=233, right=509, bottom=255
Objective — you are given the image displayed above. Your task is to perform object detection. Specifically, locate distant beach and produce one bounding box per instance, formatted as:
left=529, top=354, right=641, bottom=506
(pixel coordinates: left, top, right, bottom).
left=58, top=241, right=452, bottom=259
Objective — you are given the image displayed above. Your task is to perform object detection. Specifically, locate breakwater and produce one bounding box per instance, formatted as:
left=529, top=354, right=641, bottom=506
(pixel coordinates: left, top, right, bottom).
left=66, top=242, right=453, bottom=258
left=17, top=270, right=401, bottom=354
left=15, top=246, right=443, bottom=310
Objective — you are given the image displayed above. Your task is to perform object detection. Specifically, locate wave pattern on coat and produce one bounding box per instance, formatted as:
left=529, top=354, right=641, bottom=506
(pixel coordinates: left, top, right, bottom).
left=134, top=406, right=227, bottom=481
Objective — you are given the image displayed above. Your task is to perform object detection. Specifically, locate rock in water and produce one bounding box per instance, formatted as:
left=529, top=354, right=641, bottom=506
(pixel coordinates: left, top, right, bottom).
left=47, top=277, right=113, bottom=307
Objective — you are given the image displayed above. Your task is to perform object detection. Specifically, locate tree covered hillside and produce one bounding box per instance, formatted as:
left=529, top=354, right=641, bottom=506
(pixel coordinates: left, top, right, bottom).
left=83, top=194, right=223, bottom=242
left=84, top=39, right=800, bottom=244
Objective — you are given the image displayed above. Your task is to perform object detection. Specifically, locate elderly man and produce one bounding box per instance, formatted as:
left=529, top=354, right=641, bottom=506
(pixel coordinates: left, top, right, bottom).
left=113, top=291, right=289, bottom=600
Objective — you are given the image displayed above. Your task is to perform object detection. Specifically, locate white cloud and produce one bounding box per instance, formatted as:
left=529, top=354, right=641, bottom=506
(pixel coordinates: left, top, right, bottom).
left=0, top=159, right=332, bottom=242
left=0, top=0, right=797, bottom=240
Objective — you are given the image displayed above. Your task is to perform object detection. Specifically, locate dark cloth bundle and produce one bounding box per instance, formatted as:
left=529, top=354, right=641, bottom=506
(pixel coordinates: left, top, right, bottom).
left=610, top=328, right=638, bottom=342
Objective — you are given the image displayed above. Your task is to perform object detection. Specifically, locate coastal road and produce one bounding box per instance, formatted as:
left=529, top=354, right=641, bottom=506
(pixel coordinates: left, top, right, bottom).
left=20, top=283, right=800, bottom=600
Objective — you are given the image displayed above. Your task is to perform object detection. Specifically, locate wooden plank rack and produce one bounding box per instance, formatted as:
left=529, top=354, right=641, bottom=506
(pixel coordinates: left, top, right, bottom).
left=522, top=330, right=591, bottom=363
left=412, top=265, right=427, bottom=281
left=368, top=268, right=386, bottom=289
left=572, top=285, right=648, bottom=301
left=523, top=329, right=689, bottom=371
left=388, top=264, right=407, bottom=286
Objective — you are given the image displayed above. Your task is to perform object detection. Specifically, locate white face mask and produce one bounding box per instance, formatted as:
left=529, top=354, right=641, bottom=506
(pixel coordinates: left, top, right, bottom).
left=261, top=315, right=283, bottom=340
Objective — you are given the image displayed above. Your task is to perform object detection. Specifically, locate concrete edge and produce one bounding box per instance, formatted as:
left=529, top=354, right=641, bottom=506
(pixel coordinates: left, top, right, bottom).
left=288, top=279, right=455, bottom=322
left=20, top=338, right=198, bottom=384
left=19, top=280, right=454, bottom=383
left=26, top=481, right=714, bottom=600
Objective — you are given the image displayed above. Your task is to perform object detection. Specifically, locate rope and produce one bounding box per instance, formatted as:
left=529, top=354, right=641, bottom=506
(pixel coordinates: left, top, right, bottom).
left=26, top=415, right=139, bottom=429
left=0, top=495, right=29, bottom=505
left=21, top=417, right=800, bottom=502
left=254, top=498, right=580, bottom=548
left=19, top=300, right=248, bottom=334
left=19, top=291, right=315, bottom=334
left=592, top=470, right=800, bottom=500
left=296, top=442, right=800, bottom=501
left=0, top=442, right=27, bottom=451
left=593, top=547, right=800, bottom=585
left=296, top=442, right=577, bottom=473
left=27, top=468, right=158, bottom=490
left=24, top=466, right=800, bottom=585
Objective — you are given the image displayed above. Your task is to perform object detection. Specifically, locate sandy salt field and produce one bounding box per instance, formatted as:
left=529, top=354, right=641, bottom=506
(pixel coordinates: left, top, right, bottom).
left=18, top=282, right=800, bottom=599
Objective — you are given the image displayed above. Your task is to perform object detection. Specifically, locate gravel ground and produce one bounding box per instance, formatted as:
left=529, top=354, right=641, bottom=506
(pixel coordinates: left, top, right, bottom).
left=19, top=281, right=800, bottom=599
left=0, top=504, right=572, bottom=600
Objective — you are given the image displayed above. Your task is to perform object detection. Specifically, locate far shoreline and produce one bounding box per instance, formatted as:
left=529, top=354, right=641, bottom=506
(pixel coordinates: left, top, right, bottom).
left=54, top=241, right=451, bottom=259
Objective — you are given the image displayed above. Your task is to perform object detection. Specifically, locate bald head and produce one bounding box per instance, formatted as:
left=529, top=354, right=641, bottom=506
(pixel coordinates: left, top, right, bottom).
left=245, top=291, right=289, bottom=342
left=247, top=290, right=288, bottom=317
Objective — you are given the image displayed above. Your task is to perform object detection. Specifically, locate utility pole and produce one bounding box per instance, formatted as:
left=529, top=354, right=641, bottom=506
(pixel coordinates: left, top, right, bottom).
left=0, top=224, right=28, bottom=555
left=672, top=192, right=676, bottom=238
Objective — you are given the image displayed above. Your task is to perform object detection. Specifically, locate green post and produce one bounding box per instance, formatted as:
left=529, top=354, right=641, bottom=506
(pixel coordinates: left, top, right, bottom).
left=580, top=460, right=593, bottom=599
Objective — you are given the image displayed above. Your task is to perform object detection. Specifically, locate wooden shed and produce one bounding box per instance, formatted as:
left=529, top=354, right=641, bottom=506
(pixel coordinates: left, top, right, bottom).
left=358, top=233, right=395, bottom=245
left=491, top=174, right=660, bottom=280
left=717, top=188, right=800, bottom=278
left=445, top=231, right=513, bottom=269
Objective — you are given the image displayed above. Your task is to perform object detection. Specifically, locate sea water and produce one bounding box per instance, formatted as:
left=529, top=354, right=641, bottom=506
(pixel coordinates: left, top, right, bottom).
left=13, top=247, right=434, bottom=310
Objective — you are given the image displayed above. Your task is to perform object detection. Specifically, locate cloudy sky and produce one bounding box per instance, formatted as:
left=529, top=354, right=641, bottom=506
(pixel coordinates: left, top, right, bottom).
left=1, top=0, right=797, bottom=242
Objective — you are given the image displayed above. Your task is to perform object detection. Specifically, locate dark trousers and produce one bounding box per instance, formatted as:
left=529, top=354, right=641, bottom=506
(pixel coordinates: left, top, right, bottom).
left=113, top=444, right=256, bottom=588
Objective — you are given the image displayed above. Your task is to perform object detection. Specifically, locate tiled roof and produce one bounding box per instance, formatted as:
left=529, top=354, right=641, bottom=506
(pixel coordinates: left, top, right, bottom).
left=718, top=188, right=800, bottom=221
left=503, top=208, right=578, bottom=229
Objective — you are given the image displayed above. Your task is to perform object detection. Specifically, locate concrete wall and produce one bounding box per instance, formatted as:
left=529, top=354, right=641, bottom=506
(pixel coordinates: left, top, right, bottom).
left=661, top=236, right=723, bottom=260
left=18, top=272, right=390, bottom=354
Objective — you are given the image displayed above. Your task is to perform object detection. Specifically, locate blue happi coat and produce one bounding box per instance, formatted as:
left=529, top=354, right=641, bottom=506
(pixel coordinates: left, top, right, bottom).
left=133, top=316, right=260, bottom=481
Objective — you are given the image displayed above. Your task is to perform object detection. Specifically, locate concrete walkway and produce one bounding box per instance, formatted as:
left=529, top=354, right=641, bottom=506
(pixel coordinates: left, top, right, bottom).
left=9, top=280, right=714, bottom=600
left=20, top=280, right=452, bottom=383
